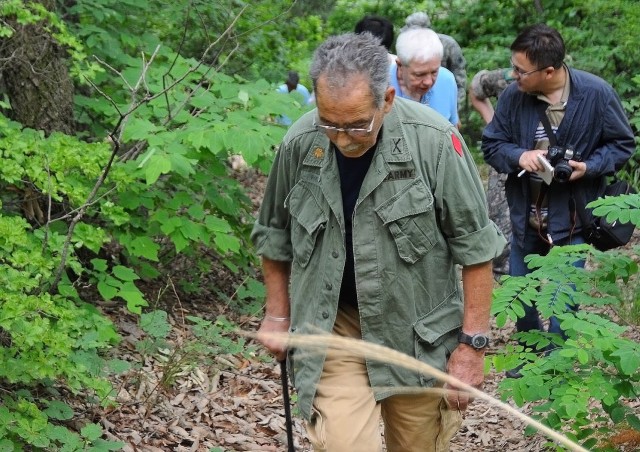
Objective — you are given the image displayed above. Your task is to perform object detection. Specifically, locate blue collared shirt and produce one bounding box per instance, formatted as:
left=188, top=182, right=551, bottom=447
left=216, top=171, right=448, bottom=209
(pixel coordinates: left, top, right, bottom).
left=389, top=62, right=459, bottom=125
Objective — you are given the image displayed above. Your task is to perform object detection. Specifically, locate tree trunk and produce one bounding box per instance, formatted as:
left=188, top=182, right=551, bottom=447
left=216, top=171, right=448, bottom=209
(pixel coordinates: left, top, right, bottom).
left=0, top=0, right=75, bottom=135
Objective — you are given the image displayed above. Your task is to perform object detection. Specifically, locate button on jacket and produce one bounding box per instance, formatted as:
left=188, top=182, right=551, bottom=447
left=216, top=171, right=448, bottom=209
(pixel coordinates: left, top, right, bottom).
left=251, top=97, right=506, bottom=420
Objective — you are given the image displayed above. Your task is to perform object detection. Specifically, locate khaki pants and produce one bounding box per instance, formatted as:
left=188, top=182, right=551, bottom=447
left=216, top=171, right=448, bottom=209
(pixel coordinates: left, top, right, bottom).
left=306, top=306, right=462, bottom=452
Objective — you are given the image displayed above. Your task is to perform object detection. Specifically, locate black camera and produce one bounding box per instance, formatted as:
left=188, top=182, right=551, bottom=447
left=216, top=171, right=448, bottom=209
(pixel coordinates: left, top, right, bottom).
left=546, top=145, right=577, bottom=183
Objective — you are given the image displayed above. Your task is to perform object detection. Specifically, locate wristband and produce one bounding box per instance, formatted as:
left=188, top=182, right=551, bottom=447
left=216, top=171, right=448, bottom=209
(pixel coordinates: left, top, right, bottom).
left=265, top=314, right=290, bottom=322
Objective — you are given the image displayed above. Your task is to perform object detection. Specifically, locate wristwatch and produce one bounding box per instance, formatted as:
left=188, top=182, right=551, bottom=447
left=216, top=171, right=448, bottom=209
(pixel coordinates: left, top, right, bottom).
left=458, top=331, right=490, bottom=350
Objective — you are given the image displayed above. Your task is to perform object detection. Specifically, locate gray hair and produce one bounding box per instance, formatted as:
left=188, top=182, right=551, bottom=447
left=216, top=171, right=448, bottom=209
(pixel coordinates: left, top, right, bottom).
left=396, top=27, right=443, bottom=65
left=309, top=32, right=390, bottom=108
left=402, top=12, right=431, bottom=31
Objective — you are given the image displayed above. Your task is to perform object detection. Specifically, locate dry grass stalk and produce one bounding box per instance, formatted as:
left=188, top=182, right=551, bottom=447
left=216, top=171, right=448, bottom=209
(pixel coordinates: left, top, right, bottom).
left=252, top=331, right=589, bottom=452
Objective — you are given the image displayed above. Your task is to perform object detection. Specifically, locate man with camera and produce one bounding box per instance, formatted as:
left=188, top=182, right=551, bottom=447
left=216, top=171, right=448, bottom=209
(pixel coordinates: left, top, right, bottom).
left=482, top=24, right=634, bottom=377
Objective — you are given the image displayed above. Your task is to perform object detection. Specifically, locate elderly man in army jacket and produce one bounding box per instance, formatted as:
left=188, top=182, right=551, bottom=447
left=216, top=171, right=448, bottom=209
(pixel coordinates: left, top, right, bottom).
left=252, top=33, right=506, bottom=451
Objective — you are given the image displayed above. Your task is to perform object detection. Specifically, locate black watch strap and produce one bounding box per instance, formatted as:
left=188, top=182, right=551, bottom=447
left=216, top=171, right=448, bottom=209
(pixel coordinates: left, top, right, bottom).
left=458, top=331, right=490, bottom=350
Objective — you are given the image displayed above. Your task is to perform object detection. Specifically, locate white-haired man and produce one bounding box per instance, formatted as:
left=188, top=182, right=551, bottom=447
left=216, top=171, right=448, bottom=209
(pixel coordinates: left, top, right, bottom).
left=390, top=26, right=459, bottom=126
left=403, top=12, right=467, bottom=104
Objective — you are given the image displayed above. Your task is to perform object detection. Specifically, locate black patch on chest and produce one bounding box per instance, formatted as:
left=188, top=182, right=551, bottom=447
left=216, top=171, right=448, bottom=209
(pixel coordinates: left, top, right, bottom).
left=384, top=168, right=416, bottom=181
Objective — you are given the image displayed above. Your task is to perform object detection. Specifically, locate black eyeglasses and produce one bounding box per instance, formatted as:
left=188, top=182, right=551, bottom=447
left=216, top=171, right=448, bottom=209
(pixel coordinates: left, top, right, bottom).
left=313, top=115, right=376, bottom=138
left=510, top=59, right=545, bottom=77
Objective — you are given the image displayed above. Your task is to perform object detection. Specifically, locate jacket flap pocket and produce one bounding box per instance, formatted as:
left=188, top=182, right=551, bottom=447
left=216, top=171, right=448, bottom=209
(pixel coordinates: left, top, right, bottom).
left=413, top=298, right=463, bottom=345
left=375, top=179, right=434, bottom=225
left=287, top=181, right=328, bottom=235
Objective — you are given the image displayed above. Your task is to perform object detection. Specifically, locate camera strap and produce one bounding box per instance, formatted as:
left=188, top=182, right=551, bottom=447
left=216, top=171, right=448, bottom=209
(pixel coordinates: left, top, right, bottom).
left=537, top=103, right=580, bottom=242
left=538, top=103, right=557, bottom=147
left=532, top=104, right=556, bottom=244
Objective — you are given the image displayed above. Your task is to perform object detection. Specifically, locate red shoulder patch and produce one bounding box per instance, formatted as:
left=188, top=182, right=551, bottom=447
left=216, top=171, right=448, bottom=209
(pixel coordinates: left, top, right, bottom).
left=451, top=133, right=463, bottom=157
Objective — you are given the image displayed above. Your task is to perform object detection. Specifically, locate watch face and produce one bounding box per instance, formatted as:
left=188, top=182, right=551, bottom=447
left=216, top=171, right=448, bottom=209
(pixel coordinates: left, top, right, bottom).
left=471, top=335, right=488, bottom=349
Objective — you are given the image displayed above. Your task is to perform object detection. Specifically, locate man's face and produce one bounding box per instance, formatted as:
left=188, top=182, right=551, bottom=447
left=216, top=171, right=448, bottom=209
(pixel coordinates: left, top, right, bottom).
left=315, top=74, right=394, bottom=158
left=510, top=51, right=547, bottom=93
left=398, top=58, right=441, bottom=99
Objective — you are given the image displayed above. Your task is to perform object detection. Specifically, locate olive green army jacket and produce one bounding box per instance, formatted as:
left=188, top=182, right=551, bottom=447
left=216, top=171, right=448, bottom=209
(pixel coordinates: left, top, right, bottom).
left=251, top=97, right=506, bottom=420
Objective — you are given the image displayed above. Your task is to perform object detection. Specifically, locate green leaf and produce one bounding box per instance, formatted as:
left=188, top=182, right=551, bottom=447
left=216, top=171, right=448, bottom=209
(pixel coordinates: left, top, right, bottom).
left=97, top=280, right=119, bottom=300
left=168, top=153, right=197, bottom=177
left=205, top=215, right=232, bottom=232
left=44, top=401, right=74, bottom=421
left=576, top=349, right=589, bottom=365
left=80, top=423, right=103, bottom=441
left=611, top=348, right=640, bottom=374
left=610, top=406, right=626, bottom=423
left=140, top=310, right=171, bottom=339
left=144, top=153, right=172, bottom=184
left=118, top=282, right=147, bottom=314
left=128, top=236, right=160, bottom=261
left=106, top=359, right=132, bottom=375
left=214, top=233, right=241, bottom=253
left=112, top=265, right=139, bottom=282
left=91, top=258, right=108, bottom=272
left=170, top=230, right=190, bottom=253
left=122, top=118, right=159, bottom=142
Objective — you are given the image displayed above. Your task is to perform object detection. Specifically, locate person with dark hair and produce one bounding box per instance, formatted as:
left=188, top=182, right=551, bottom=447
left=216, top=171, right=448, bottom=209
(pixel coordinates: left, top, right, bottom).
left=278, top=70, right=311, bottom=103
left=482, top=24, right=634, bottom=377
left=354, top=15, right=394, bottom=51
left=253, top=32, right=505, bottom=450
left=276, top=70, right=311, bottom=125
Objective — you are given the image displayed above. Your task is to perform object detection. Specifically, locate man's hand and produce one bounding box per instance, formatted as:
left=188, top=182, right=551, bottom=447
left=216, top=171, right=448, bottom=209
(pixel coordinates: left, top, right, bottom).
left=256, top=316, right=289, bottom=362
left=568, top=160, right=587, bottom=181
left=444, top=344, right=485, bottom=411
left=518, top=149, right=548, bottom=173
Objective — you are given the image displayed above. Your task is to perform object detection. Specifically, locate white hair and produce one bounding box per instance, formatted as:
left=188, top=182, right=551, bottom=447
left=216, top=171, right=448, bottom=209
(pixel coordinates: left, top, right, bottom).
left=395, top=27, right=443, bottom=65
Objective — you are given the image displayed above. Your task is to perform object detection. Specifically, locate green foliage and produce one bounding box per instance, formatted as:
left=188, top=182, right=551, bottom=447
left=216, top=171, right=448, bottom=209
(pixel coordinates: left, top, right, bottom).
left=492, top=243, right=640, bottom=450
left=1, top=0, right=639, bottom=449
left=136, top=310, right=261, bottom=390
left=60, top=0, right=322, bottom=86
left=1, top=2, right=306, bottom=448
left=1, top=0, right=102, bottom=81
left=0, top=214, right=123, bottom=449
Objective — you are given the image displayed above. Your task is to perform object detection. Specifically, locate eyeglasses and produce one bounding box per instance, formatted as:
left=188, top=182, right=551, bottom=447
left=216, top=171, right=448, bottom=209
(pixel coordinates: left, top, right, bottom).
left=314, top=115, right=376, bottom=138
left=510, top=59, right=544, bottom=77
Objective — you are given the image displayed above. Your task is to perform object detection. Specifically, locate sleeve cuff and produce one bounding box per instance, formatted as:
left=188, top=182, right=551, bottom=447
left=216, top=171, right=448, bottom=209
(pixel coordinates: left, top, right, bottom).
left=250, top=222, right=293, bottom=262
left=448, top=222, right=508, bottom=266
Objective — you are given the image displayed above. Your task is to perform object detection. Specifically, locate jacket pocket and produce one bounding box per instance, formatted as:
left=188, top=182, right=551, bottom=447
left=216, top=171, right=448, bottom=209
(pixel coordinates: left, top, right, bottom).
left=413, top=297, right=463, bottom=384
left=286, top=180, right=328, bottom=268
left=375, top=179, right=437, bottom=264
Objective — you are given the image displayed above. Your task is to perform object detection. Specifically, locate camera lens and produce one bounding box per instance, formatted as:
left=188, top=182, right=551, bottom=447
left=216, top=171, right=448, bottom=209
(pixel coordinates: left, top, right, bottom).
left=554, top=161, right=573, bottom=183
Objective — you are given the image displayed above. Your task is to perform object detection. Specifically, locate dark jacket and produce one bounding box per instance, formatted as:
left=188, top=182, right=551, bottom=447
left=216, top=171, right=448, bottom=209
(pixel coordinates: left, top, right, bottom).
left=482, top=67, right=635, bottom=246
